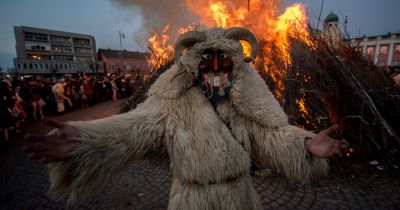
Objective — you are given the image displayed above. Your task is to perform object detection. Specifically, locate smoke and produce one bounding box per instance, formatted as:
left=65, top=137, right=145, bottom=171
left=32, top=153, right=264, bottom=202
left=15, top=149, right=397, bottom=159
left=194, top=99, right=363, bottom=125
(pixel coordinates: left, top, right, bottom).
left=110, top=0, right=197, bottom=32
left=109, top=0, right=286, bottom=49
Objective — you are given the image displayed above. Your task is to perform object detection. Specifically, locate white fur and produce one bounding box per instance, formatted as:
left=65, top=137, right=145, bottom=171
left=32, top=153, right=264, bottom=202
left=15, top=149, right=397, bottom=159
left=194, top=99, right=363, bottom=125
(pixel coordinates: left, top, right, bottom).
left=47, top=28, right=328, bottom=209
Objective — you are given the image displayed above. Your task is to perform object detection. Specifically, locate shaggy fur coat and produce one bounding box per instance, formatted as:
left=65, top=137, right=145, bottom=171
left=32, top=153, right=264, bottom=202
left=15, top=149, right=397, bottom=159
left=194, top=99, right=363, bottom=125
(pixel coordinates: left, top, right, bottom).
left=47, top=28, right=328, bottom=209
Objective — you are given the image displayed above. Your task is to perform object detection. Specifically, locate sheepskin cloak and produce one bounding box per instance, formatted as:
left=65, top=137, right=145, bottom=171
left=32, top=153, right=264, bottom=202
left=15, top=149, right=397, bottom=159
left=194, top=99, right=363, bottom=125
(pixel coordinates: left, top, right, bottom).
left=47, top=28, right=328, bottom=209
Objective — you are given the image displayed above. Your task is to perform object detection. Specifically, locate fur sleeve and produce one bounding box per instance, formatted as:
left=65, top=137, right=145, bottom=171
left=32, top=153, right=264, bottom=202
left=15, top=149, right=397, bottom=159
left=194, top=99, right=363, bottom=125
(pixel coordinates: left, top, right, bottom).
left=249, top=124, right=328, bottom=182
left=229, top=63, right=328, bottom=182
left=47, top=95, right=167, bottom=205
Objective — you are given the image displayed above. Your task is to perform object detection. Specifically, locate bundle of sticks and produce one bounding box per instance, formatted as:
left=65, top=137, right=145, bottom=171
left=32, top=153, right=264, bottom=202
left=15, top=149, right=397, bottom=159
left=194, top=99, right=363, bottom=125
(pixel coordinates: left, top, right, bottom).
left=263, top=31, right=400, bottom=165
left=122, top=30, right=400, bottom=166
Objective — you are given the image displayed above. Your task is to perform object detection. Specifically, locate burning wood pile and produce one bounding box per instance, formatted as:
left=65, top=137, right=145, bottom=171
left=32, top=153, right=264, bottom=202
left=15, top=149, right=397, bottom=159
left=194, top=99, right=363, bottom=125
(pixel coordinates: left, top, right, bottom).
left=274, top=34, right=400, bottom=165
left=120, top=0, right=400, bottom=166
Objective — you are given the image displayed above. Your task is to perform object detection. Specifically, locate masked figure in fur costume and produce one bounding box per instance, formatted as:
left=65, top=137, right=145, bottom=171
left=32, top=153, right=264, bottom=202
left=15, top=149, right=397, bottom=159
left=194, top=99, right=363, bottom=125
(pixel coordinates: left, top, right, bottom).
left=23, top=27, right=348, bottom=209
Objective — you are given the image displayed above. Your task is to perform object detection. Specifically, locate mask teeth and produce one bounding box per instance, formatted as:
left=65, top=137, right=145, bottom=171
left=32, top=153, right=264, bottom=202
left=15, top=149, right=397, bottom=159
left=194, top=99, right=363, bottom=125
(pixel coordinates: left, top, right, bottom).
left=212, top=75, right=220, bottom=86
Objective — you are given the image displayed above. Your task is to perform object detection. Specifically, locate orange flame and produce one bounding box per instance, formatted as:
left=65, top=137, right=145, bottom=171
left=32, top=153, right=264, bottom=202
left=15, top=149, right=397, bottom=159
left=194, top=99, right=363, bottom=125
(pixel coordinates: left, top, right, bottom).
left=148, top=1, right=310, bottom=65
left=147, top=1, right=312, bottom=109
left=147, top=25, right=174, bottom=70
left=208, top=1, right=230, bottom=28
left=147, top=23, right=197, bottom=69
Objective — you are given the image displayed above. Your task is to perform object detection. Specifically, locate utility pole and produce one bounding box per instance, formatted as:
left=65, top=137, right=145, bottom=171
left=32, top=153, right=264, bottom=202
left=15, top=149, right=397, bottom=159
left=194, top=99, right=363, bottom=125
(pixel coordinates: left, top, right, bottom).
left=119, top=30, right=124, bottom=52
left=118, top=30, right=125, bottom=74
left=317, top=0, right=325, bottom=31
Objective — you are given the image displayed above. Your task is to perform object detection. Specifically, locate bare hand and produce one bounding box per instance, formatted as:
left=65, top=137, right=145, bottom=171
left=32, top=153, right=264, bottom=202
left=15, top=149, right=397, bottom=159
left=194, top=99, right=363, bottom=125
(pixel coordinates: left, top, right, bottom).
left=22, top=118, right=81, bottom=163
left=306, top=125, right=349, bottom=159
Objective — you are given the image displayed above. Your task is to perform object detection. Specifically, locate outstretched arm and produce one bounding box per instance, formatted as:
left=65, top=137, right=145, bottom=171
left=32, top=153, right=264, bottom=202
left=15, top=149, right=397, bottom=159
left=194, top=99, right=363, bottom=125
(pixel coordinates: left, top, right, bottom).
left=250, top=123, right=348, bottom=182
left=22, top=95, right=167, bottom=205
left=230, top=64, right=348, bottom=182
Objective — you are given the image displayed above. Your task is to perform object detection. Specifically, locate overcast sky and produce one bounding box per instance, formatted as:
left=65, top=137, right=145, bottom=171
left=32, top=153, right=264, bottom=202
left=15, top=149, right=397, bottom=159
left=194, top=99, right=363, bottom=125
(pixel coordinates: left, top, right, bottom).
left=0, top=0, right=399, bottom=68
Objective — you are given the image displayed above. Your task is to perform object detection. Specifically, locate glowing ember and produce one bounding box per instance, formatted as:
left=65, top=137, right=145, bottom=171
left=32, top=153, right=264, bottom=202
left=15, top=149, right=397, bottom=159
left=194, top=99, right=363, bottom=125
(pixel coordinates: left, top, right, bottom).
left=347, top=148, right=355, bottom=157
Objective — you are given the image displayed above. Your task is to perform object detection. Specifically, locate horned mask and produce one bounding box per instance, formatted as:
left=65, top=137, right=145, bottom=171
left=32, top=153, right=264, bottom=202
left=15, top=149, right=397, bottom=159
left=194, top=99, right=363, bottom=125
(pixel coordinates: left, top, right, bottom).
left=174, top=27, right=258, bottom=103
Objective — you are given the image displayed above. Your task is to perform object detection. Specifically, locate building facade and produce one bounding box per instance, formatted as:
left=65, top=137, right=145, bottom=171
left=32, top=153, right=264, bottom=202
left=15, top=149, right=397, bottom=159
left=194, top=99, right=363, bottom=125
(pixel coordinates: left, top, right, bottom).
left=351, top=33, right=400, bottom=67
left=320, top=12, right=400, bottom=67
left=13, top=26, right=103, bottom=75
left=98, top=49, right=149, bottom=75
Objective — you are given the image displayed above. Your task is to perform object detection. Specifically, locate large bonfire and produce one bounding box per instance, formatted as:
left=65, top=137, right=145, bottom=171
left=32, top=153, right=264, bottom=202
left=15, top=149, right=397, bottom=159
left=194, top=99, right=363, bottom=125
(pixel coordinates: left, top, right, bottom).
left=123, top=0, right=400, bottom=167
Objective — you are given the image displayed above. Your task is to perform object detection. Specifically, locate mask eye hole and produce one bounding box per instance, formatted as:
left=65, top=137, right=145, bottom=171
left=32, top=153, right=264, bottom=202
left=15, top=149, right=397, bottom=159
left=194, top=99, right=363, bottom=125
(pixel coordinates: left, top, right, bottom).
left=201, top=53, right=212, bottom=60
left=219, top=53, right=228, bottom=60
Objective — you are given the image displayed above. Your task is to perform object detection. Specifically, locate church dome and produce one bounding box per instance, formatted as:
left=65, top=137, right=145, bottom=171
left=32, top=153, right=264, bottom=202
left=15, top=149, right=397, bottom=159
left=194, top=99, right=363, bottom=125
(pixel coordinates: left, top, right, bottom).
left=325, top=12, right=339, bottom=22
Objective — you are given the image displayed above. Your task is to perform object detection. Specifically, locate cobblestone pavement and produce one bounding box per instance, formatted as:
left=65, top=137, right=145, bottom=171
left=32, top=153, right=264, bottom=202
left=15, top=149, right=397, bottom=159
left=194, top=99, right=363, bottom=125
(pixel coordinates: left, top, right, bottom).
left=1, top=99, right=399, bottom=210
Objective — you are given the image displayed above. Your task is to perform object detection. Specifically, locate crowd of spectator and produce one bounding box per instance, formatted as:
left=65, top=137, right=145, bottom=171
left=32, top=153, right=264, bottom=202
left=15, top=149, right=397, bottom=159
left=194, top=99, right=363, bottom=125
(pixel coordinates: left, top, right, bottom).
left=0, top=73, right=142, bottom=144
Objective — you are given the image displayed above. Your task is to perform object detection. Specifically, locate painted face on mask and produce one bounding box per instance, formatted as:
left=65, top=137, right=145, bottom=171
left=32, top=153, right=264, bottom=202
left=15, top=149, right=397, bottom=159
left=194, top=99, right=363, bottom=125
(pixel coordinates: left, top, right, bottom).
left=196, top=48, right=234, bottom=103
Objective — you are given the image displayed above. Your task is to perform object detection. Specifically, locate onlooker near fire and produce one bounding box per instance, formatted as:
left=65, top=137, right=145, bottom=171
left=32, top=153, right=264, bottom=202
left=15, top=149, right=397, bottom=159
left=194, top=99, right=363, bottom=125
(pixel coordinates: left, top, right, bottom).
left=111, top=78, right=118, bottom=101
left=52, top=79, right=72, bottom=114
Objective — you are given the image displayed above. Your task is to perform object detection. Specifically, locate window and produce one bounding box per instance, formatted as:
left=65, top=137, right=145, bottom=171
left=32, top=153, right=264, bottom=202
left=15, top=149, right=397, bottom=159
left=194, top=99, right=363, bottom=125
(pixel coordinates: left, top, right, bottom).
left=24, top=32, right=34, bottom=40
left=367, top=46, right=375, bottom=56
left=60, top=64, right=63, bottom=69
left=76, top=56, right=90, bottom=61
left=29, top=63, right=33, bottom=69
left=27, top=44, right=48, bottom=51
left=380, top=45, right=388, bottom=54
left=24, top=32, right=48, bottom=41
left=17, top=63, right=21, bottom=69
left=34, top=63, right=38, bottom=69
left=75, top=47, right=92, bottom=54
left=40, top=64, right=43, bottom=69
left=45, top=64, right=48, bottom=69
left=65, top=64, right=68, bottom=69
left=395, top=44, right=400, bottom=54
left=73, top=38, right=91, bottom=45
left=50, top=35, right=72, bottom=44
left=52, top=46, right=61, bottom=52
left=53, top=55, right=73, bottom=60
left=23, top=63, right=27, bottom=69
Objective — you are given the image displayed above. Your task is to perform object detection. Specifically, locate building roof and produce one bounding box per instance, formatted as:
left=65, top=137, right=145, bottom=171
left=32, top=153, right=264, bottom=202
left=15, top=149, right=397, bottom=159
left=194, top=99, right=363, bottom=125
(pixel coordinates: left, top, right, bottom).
left=325, top=12, right=339, bottom=22
left=98, top=49, right=149, bottom=60
left=350, top=32, right=400, bottom=41
left=15, top=25, right=94, bottom=39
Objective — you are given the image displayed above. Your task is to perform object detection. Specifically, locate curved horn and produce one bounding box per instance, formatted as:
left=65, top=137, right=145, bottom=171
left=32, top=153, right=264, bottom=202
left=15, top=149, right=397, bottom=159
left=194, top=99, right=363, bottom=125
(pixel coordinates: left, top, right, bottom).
left=174, top=31, right=206, bottom=67
left=224, top=27, right=258, bottom=63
